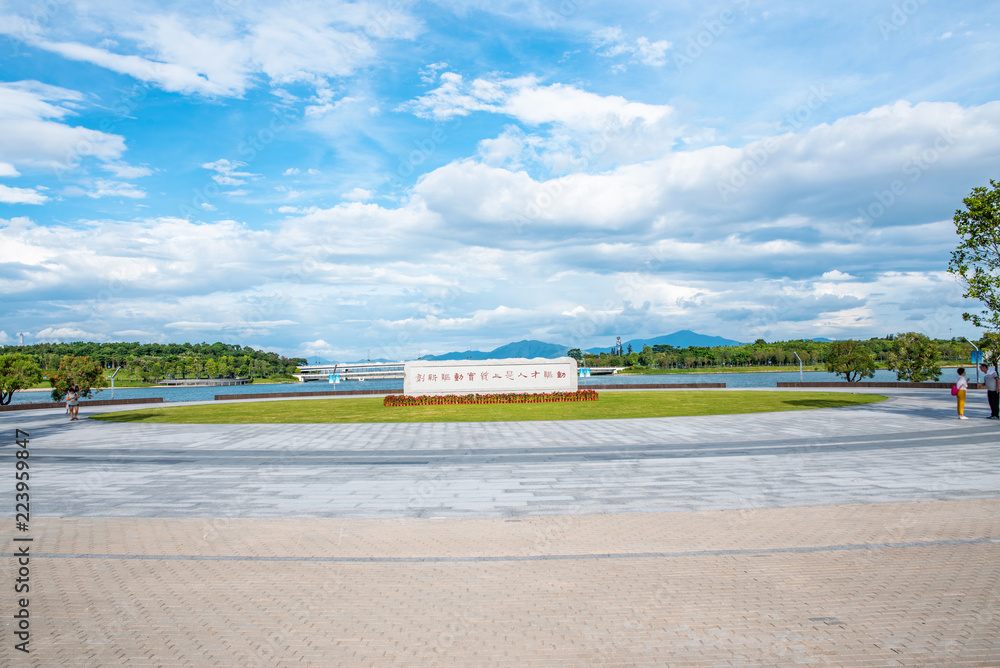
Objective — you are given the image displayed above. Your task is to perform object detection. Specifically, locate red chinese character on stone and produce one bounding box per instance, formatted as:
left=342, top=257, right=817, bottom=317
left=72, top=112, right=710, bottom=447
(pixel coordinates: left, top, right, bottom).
left=532, top=371, right=540, bottom=378
left=544, top=371, right=553, bottom=379
left=468, top=374, right=476, bottom=382
left=482, top=372, right=490, bottom=381
left=429, top=374, right=438, bottom=382
left=455, top=373, right=464, bottom=381
left=518, top=373, right=527, bottom=378
left=505, top=371, right=514, bottom=379
left=416, top=374, right=425, bottom=382
left=442, top=374, right=451, bottom=382
left=557, top=371, right=566, bottom=378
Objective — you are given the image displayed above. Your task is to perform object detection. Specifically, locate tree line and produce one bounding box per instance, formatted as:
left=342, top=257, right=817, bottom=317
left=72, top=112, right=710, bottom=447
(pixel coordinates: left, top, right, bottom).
left=3, top=341, right=306, bottom=382
left=0, top=341, right=308, bottom=404
left=567, top=334, right=993, bottom=373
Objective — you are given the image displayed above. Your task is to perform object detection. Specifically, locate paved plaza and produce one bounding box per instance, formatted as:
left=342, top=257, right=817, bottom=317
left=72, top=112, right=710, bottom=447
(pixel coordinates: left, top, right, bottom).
left=1, top=388, right=998, bottom=666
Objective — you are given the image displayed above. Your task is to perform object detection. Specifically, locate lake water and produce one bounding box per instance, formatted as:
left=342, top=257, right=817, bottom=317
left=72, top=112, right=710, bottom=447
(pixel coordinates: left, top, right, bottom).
left=8, top=368, right=962, bottom=406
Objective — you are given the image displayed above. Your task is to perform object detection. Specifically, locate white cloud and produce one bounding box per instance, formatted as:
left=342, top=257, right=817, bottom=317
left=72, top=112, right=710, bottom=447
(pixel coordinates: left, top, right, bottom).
left=201, top=159, right=260, bottom=186
left=102, top=162, right=153, bottom=178
left=283, top=167, right=301, bottom=175
left=0, top=4, right=424, bottom=98
left=0, top=80, right=127, bottom=171
left=35, top=326, right=108, bottom=342
left=342, top=187, right=373, bottom=201
left=64, top=179, right=145, bottom=199
left=401, top=74, right=686, bottom=170
left=31, top=36, right=247, bottom=97
left=0, top=162, right=21, bottom=177
left=412, top=100, right=1000, bottom=237
left=277, top=205, right=320, bottom=214
left=402, top=74, right=673, bottom=131
left=419, top=61, right=449, bottom=84
left=0, top=184, right=48, bottom=205
left=592, top=27, right=672, bottom=67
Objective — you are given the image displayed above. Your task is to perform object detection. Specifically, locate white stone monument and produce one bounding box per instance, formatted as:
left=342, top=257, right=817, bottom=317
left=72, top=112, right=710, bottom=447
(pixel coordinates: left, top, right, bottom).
left=403, top=357, right=578, bottom=396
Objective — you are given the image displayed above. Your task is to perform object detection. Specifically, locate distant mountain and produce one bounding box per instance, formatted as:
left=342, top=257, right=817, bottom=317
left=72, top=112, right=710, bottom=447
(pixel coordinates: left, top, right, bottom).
left=417, top=331, right=741, bottom=360
left=419, top=339, right=569, bottom=361
left=300, top=357, right=397, bottom=365
left=811, top=337, right=836, bottom=342
left=584, top=330, right=739, bottom=354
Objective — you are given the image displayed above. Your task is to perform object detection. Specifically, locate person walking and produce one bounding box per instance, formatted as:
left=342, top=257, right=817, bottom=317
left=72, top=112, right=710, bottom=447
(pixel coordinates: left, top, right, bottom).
left=66, top=388, right=80, bottom=421
left=981, top=362, right=1000, bottom=419
left=955, top=368, right=969, bottom=419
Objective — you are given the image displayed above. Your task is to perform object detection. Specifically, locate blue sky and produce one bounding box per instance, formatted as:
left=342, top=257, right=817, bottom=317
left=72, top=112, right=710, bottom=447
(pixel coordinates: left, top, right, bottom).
left=1, top=0, right=998, bottom=361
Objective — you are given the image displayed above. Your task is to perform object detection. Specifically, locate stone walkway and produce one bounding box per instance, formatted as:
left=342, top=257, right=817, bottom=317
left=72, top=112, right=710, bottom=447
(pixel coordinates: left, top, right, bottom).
left=1, top=388, right=997, bottom=666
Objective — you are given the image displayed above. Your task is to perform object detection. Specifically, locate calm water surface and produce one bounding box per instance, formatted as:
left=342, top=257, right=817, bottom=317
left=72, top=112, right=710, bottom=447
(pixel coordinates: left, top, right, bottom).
left=9, top=368, right=961, bottom=406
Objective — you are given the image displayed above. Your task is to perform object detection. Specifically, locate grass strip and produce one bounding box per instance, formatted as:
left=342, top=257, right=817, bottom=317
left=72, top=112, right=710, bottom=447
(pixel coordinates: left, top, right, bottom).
left=91, top=390, right=887, bottom=424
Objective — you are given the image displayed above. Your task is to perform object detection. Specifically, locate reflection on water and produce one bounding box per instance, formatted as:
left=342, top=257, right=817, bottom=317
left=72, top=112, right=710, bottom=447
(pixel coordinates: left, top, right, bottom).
left=7, top=368, right=953, bottom=406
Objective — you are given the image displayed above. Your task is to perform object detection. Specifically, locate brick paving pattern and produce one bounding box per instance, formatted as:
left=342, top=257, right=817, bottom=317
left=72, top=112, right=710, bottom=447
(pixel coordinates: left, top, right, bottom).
left=0, top=388, right=997, bottom=666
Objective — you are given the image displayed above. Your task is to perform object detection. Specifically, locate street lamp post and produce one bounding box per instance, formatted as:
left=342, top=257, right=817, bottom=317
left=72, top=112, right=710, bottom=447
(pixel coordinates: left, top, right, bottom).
left=793, top=352, right=803, bottom=382
left=961, top=337, right=981, bottom=384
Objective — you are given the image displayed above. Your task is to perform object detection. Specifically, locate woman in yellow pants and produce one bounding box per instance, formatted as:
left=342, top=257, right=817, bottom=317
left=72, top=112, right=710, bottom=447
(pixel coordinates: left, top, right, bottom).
left=956, top=367, right=969, bottom=419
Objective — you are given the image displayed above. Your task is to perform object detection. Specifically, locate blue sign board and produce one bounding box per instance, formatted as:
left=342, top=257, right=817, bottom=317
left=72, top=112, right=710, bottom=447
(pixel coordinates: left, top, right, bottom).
left=972, top=351, right=983, bottom=364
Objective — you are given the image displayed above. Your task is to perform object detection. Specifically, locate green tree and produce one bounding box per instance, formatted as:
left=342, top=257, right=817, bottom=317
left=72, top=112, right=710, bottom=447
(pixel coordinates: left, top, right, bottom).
left=0, top=353, right=43, bottom=405
left=979, top=331, right=1000, bottom=374
left=566, top=348, right=583, bottom=362
left=948, top=178, right=1000, bottom=329
left=886, top=332, right=942, bottom=382
left=48, top=355, right=109, bottom=401
left=824, top=340, right=876, bottom=383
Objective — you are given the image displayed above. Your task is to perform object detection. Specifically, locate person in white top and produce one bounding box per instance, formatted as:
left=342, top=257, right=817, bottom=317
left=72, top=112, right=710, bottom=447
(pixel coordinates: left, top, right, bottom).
left=981, top=362, right=999, bottom=419
left=955, top=367, right=969, bottom=419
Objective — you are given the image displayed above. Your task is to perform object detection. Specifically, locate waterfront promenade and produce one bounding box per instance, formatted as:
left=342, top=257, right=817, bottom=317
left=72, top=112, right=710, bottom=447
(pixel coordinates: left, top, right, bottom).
left=1, top=388, right=997, bottom=666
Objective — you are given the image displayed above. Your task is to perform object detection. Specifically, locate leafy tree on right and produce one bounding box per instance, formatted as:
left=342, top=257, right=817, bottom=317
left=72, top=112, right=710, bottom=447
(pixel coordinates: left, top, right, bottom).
left=948, top=179, right=1000, bottom=330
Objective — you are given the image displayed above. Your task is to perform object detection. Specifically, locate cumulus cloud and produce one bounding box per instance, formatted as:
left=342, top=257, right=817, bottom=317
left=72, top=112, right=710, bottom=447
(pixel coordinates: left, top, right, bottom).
left=411, top=99, right=1000, bottom=242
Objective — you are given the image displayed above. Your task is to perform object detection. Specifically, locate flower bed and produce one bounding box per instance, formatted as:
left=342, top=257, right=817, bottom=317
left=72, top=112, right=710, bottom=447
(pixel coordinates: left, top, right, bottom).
left=384, top=390, right=599, bottom=406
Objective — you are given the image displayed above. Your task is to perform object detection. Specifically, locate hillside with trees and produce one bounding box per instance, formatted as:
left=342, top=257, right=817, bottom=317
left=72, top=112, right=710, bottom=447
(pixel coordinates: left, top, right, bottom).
left=0, top=341, right=306, bottom=384
left=578, top=335, right=981, bottom=373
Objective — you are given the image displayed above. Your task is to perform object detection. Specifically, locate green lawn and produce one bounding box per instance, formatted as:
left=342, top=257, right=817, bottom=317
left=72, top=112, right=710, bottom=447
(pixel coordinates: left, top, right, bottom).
left=91, top=391, right=887, bottom=424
